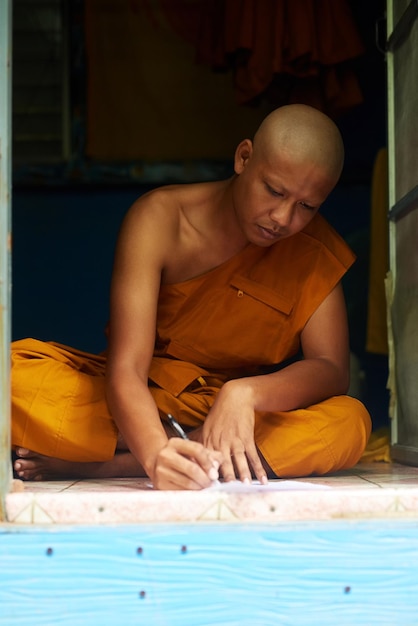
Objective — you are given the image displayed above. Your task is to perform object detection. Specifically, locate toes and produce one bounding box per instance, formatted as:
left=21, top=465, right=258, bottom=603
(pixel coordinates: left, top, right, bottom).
left=13, top=461, right=28, bottom=480
left=15, top=448, right=31, bottom=458
left=14, top=466, right=27, bottom=480
left=14, top=467, right=44, bottom=481
left=14, top=459, right=43, bottom=481
left=14, top=460, right=35, bottom=472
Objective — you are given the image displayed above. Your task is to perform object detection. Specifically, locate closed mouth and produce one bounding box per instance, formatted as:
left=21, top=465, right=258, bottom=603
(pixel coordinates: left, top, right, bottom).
left=257, top=224, right=281, bottom=239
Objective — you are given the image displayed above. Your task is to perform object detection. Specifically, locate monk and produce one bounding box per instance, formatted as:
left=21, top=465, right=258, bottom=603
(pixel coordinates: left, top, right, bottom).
left=12, top=104, right=371, bottom=490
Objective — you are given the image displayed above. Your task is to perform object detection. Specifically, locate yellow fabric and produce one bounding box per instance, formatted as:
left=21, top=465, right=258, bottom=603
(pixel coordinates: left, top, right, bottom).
left=11, top=213, right=372, bottom=475
left=257, top=397, right=371, bottom=476
left=11, top=340, right=117, bottom=462
left=358, top=427, right=391, bottom=463
left=11, top=340, right=371, bottom=474
left=151, top=378, right=371, bottom=476
left=366, top=148, right=389, bottom=355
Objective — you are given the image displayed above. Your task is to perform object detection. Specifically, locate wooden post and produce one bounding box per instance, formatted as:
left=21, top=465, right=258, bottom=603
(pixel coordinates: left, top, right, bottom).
left=0, top=0, right=12, bottom=519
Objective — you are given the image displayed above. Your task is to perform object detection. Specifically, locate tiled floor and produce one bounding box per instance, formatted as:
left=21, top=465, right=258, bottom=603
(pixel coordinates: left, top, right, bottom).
left=6, top=462, right=418, bottom=525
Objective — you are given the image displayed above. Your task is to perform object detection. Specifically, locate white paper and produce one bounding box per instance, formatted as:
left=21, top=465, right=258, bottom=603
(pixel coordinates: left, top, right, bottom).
left=205, top=479, right=331, bottom=492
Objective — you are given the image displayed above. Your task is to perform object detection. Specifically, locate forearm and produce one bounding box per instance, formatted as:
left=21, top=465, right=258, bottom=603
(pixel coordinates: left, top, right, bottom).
left=106, top=371, right=167, bottom=478
left=228, top=357, right=350, bottom=414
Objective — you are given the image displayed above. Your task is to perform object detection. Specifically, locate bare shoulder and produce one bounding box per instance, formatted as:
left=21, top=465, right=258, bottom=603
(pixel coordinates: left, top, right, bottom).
left=114, top=186, right=184, bottom=268
left=115, top=180, right=232, bottom=282
left=123, top=186, right=181, bottom=234
left=121, top=182, right=218, bottom=237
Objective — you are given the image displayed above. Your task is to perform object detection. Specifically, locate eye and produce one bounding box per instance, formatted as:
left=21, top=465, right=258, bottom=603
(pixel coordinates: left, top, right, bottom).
left=266, top=184, right=283, bottom=198
left=299, top=201, right=317, bottom=211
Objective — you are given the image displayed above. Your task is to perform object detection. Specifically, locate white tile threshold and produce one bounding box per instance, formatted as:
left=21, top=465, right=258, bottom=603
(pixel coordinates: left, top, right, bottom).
left=6, top=462, right=418, bottom=525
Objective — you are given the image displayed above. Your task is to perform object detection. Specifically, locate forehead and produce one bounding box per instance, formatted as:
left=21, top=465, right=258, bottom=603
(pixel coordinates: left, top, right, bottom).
left=257, top=150, right=336, bottom=202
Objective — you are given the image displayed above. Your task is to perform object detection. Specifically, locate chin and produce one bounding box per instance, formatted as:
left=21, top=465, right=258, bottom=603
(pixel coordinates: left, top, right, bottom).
left=249, top=234, right=280, bottom=248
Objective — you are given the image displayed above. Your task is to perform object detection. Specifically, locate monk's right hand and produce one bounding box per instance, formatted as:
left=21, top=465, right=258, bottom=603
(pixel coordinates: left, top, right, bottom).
left=152, top=438, right=223, bottom=490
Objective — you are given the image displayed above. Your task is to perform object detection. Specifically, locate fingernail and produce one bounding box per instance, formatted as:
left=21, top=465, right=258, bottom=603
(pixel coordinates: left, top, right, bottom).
left=243, top=477, right=250, bottom=484
left=212, top=460, right=219, bottom=470
left=261, top=475, right=268, bottom=485
left=14, top=462, right=21, bottom=471
left=209, top=466, right=219, bottom=481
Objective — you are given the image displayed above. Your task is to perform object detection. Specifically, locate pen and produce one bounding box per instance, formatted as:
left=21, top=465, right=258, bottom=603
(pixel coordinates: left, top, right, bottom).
left=167, top=413, right=220, bottom=485
left=167, top=413, right=189, bottom=440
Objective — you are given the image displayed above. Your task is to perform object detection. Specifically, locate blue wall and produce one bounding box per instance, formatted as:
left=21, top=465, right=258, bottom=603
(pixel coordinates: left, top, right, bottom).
left=12, top=187, right=148, bottom=353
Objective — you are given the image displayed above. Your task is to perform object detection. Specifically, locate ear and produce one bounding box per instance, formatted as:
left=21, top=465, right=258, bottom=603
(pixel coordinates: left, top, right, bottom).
left=234, top=139, right=253, bottom=174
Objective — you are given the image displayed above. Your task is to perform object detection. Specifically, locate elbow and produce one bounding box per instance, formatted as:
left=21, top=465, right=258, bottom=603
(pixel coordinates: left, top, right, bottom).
left=336, top=363, right=351, bottom=396
left=323, top=358, right=350, bottom=396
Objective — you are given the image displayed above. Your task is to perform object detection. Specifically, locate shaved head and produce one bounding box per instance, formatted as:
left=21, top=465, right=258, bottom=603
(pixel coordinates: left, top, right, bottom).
left=252, top=104, right=345, bottom=186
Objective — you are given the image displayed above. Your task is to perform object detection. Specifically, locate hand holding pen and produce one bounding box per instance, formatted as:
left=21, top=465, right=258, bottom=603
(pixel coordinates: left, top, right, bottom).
left=166, top=413, right=220, bottom=485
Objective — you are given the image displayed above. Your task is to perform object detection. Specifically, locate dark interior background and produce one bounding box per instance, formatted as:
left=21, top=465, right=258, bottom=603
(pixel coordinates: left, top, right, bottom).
left=11, top=0, right=389, bottom=429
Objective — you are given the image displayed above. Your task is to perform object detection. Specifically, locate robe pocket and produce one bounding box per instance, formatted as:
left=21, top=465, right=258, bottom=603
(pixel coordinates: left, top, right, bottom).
left=230, top=275, right=293, bottom=315
left=222, top=276, right=295, bottom=365
left=166, top=276, right=296, bottom=369
left=162, top=274, right=298, bottom=368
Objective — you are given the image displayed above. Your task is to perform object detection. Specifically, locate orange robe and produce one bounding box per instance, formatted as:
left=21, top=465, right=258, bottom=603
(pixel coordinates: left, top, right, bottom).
left=11, top=214, right=371, bottom=476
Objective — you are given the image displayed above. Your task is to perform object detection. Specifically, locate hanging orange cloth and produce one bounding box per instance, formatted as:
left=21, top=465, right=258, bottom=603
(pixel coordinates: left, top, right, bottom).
left=161, top=0, right=365, bottom=114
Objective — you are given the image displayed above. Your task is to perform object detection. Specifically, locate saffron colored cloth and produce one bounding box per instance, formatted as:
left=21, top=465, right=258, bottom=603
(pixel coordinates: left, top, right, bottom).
left=357, top=427, right=391, bottom=464
left=161, top=0, right=365, bottom=113
left=11, top=213, right=372, bottom=475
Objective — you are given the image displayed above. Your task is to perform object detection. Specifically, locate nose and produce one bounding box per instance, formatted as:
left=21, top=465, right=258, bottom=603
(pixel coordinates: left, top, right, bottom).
left=269, top=200, right=294, bottom=230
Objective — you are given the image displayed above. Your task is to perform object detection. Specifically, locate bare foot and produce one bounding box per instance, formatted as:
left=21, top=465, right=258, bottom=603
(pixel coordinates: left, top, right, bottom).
left=13, top=448, right=146, bottom=481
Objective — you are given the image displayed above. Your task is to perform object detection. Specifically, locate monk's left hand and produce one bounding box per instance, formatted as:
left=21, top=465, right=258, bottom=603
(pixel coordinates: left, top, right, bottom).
left=202, top=380, right=268, bottom=485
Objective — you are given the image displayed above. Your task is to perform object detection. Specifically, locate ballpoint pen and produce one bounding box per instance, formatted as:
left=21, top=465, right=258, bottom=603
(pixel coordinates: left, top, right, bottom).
left=167, top=413, right=189, bottom=440
left=167, top=412, right=220, bottom=484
